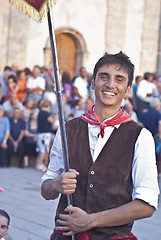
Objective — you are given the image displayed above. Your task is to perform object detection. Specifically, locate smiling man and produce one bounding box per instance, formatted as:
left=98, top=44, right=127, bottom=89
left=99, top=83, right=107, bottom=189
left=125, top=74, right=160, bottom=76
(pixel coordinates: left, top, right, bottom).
left=41, top=52, right=159, bottom=240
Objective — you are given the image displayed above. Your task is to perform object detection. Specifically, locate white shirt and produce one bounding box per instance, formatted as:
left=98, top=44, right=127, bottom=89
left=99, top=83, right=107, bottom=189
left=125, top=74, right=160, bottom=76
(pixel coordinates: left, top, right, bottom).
left=73, top=76, right=88, bottom=101
left=136, top=79, right=159, bottom=103
left=42, top=122, right=160, bottom=209
left=27, top=76, right=45, bottom=91
left=3, top=100, right=24, bottom=112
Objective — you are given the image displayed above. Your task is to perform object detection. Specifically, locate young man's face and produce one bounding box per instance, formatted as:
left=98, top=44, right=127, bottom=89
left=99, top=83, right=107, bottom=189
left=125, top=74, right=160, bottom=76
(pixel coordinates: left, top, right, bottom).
left=0, top=215, right=8, bottom=238
left=91, top=64, right=131, bottom=109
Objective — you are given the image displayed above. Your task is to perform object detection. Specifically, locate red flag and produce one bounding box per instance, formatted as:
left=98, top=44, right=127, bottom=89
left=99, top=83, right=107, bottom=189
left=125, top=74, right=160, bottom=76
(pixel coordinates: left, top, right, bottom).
left=25, top=0, right=48, bottom=11
left=9, top=0, right=57, bottom=22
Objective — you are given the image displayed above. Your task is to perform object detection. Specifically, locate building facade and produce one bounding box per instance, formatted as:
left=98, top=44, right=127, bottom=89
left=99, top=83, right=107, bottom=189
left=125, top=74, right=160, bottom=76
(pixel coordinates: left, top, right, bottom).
left=0, top=0, right=161, bottom=79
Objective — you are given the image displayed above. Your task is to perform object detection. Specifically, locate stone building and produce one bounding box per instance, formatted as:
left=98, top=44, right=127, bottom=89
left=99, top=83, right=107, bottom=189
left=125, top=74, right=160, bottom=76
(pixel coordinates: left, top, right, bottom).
left=0, top=0, right=161, bottom=79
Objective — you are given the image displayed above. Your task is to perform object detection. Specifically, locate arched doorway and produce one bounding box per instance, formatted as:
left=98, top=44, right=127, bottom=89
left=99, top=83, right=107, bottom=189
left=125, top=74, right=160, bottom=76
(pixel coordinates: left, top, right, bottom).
left=44, top=28, right=88, bottom=81
left=55, top=33, right=76, bottom=81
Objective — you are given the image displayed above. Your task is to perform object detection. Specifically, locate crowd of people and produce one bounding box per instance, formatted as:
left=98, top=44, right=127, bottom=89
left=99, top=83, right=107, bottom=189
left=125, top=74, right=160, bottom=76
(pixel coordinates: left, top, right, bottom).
left=0, top=63, right=161, bottom=174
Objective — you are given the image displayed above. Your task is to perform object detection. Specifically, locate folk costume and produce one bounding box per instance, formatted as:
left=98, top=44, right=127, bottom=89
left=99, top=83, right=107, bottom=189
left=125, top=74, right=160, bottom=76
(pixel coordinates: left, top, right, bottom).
left=42, top=106, right=159, bottom=240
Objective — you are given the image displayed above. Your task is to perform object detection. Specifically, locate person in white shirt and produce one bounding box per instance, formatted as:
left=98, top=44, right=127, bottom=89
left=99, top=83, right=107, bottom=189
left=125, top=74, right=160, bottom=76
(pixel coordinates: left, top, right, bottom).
left=41, top=52, right=159, bottom=240
left=26, top=66, right=45, bottom=105
left=0, top=209, right=10, bottom=240
left=2, top=93, right=24, bottom=118
left=136, top=72, right=159, bottom=120
left=73, top=67, right=89, bottom=104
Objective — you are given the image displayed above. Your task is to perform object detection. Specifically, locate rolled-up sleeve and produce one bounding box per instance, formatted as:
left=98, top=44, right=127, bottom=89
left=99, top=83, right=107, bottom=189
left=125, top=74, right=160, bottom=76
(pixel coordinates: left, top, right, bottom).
left=132, top=128, right=160, bottom=209
left=42, top=127, right=64, bottom=182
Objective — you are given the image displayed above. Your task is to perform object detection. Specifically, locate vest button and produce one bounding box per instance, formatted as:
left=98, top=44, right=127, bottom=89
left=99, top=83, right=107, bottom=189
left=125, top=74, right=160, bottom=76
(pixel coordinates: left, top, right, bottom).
left=89, top=184, right=94, bottom=188
left=91, top=171, right=95, bottom=175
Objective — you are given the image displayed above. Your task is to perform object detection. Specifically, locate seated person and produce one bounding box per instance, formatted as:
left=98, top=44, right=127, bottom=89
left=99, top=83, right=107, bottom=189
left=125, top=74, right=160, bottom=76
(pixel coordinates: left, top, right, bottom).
left=3, top=93, right=24, bottom=118
left=4, top=75, right=18, bottom=102
left=7, top=107, right=25, bottom=167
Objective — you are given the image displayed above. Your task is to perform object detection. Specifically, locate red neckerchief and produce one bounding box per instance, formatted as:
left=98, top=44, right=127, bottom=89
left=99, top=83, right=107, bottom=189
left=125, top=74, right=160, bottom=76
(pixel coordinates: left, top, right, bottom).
left=80, top=105, right=133, bottom=138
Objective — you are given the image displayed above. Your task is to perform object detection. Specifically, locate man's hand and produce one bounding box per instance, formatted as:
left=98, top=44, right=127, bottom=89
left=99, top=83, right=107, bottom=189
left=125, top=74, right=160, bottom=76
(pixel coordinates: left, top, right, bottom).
left=13, top=141, right=18, bottom=151
left=147, top=93, right=154, bottom=97
left=41, top=169, right=79, bottom=200
left=56, top=205, right=92, bottom=236
left=1, top=142, right=7, bottom=149
left=56, top=169, right=79, bottom=195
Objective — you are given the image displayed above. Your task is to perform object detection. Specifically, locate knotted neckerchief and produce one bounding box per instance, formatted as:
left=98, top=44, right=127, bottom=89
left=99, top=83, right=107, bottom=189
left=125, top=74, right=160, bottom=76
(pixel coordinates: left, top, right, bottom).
left=80, top=105, right=133, bottom=137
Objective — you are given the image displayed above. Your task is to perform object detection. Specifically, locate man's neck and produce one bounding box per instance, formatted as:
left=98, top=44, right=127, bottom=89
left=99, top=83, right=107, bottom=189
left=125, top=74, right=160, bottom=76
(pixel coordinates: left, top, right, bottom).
left=94, top=104, right=120, bottom=122
left=13, top=118, right=18, bottom=123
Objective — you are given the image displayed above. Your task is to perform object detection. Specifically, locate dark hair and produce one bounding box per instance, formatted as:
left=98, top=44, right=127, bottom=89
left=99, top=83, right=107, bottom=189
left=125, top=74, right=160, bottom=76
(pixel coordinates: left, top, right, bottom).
left=16, top=70, right=24, bottom=78
left=4, top=66, right=11, bottom=72
left=24, top=67, right=32, bottom=76
left=135, top=75, right=142, bottom=83
left=41, top=100, right=52, bottom=108
left=79, top=66, right=86, bottom=72
left=13, top=107, right=20, bottom=111
left=0, top=209, right=10, bottom=226
left=33, top=65, right=41, bottom=71
left=93, top=51, right=134, bottom=86
left=144, top=72, right=153, bottom=80
left=8, top=74, right=17, bottom=83
left=62, top=72, right=71, bottom=84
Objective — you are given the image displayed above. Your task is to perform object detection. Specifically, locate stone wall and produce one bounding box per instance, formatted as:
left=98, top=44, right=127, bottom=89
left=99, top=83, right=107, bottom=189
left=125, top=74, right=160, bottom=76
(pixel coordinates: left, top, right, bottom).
left=105, top=0, right=128, bottom=53
left=140, top=0, right=160, bottom=74
left=0, top=0, right=29, bottom=73
left=0, top=0, right=160, bottom=76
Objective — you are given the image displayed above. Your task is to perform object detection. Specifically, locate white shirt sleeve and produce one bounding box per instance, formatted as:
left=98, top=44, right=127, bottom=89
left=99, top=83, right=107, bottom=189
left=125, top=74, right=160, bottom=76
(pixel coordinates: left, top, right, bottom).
left=136, top=81, right=147, bottom=99
left=73, top=77, right=80, bottom=89
left=37, top=76, right=45, bottom=90
left=42, top=127, right=64, bottom=182
left=132, top=128, right=160, bottom=209
left=26, top=77, right=33, bottom=89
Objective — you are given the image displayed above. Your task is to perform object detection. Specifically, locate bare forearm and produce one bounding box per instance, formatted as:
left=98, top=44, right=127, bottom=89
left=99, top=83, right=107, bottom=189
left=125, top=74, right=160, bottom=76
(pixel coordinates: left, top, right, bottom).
left=9, top=135, right=15, bottom=143
left=56, top=199, right=155, bottom=236
left=88, top=199, right=154, bottom=229
left=3, top=131, right=10, bottom=142
left=41, top=179, right=60, bottom=200
left=17, top=131, right=25, bottom=143
left=73, top=87, right=82, bottom=99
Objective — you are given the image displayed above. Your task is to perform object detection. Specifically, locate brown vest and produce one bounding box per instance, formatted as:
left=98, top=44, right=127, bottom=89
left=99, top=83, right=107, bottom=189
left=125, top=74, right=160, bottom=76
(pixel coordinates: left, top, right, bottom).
left=52, top=118, right=142, bottom=240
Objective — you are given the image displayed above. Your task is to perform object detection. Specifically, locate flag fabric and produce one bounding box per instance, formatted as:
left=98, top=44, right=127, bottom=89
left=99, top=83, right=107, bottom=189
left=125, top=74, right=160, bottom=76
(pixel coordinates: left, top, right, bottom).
left=9, top=0, right=57, bottom=22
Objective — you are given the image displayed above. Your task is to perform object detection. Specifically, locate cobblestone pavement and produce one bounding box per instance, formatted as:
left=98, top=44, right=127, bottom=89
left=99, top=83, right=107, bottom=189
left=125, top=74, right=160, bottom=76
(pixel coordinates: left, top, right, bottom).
left=0, top=167, right=160, bottom=240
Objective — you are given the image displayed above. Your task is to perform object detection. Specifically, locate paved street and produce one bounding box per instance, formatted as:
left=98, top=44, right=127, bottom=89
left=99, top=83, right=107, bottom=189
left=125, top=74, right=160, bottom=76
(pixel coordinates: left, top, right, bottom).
left=0, top=167, right=161, bottom=240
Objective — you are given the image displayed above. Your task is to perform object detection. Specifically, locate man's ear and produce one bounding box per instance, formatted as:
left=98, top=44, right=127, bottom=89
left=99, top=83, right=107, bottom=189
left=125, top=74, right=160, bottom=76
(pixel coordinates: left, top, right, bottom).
left=91, top=78, right=95, bottom=90
left=125, top=84, right=132, bottom=97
